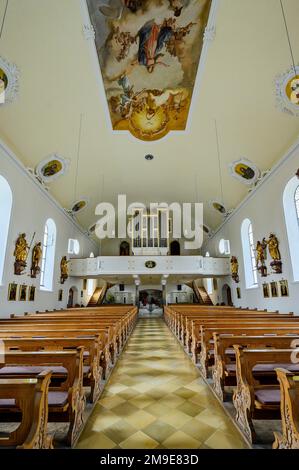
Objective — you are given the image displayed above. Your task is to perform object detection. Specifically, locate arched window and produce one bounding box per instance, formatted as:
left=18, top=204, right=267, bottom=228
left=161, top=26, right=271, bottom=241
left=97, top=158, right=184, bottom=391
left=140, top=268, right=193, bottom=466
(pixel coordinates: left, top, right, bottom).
left=68, top=238, right=80, bottom=255
left=89, top=252, right=95, bottom=258
left=283, top=176, right=299, bottom=280
left=40, top=218, right=56, bottom=291
left=241, top=218, right=258, bottom=288
left=205, top=251, right=213, bottom=294
left=0, top=175, right=12, bottom=285
left=219, top=238, right=230, bottom=255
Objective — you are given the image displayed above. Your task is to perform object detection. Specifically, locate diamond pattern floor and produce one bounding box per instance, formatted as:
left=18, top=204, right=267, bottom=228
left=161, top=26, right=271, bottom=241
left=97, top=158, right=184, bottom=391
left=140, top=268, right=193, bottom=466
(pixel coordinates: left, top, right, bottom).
left=76, top=318, right=248, bottom=449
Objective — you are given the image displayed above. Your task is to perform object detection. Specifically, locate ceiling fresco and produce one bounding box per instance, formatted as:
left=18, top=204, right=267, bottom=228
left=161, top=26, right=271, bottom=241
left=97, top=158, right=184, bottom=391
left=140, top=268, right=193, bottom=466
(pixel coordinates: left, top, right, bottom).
left=87, top=0, right=212, bottom=141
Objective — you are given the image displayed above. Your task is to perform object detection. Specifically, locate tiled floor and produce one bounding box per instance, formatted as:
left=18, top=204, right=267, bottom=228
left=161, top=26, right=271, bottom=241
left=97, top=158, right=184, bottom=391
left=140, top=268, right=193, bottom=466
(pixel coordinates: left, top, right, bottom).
left=77, top=317, right=248, bottom=449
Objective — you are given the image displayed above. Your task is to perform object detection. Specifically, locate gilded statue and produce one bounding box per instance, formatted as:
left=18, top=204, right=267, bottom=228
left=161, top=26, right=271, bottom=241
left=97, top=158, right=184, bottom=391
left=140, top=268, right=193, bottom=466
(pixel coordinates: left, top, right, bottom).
left=14, top=233, right=29, bottom=275
left=31, top=242, right=42, bottom=278
left=255, top=241, right=264, bottom=266
left=266, top=233, right=281, bottom=261
left=60, top=256, right=69, bottom=284
left=255, top=240, right=267, bottom=277
left=230, top=256, right=239, bottom=283
left=265, top=233, right=282, bottom=274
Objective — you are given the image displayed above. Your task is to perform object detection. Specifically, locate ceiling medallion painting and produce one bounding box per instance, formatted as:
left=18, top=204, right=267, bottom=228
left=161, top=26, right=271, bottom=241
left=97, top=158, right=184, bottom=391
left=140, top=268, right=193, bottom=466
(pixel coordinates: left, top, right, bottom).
left=70, top=198, right=89, bottom=214
left=209, top=200, right=226, bottom=215
left=87, top=0, right=213, bottom=141
left=275, top=66, right=299, bottom=117
left=228, top=158, right=260, bottom=186
left=88, top=223, right=97, bottom=234
left=200, top=224, right=211, bottom=235
left=0, top=56, right=19, bottom=105
left=36, top=155, right=70, bottom=183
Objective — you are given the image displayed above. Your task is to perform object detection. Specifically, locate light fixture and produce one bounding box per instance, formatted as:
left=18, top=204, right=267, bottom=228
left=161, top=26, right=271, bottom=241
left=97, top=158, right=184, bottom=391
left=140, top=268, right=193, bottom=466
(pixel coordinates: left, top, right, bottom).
left=145, top=154, right=154, bottom=161
left=0, top=1, right=9, bottom=39
left=280, top=0, right=296, bottom=80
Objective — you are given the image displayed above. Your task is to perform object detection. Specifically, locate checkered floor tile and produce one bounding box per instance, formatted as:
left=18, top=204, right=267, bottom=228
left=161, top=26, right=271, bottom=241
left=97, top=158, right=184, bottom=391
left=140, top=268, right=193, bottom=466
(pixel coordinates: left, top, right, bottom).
left=76, top=318, right=247, bottom=449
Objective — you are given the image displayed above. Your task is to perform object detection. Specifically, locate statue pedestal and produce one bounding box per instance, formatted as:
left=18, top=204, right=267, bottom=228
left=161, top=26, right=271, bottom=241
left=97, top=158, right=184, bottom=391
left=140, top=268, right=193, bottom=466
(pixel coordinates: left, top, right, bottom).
left=271, top=260, right=282, bottom=274
left=14, top=260, right=26, bottom=275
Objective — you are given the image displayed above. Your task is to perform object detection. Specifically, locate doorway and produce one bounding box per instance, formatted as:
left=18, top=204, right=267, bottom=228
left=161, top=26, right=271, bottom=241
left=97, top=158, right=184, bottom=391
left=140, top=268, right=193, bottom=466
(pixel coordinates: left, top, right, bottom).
left=67, top=286, right=79, bottom=308
left=222, top=284, right=233, bottom=306
left=170, top=240, right=180, bottom=256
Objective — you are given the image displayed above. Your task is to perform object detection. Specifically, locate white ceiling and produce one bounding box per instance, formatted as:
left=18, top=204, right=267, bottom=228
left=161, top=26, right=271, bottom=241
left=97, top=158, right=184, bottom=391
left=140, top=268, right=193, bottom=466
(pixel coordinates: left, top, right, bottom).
left=1, top=0, right=299, bottom=245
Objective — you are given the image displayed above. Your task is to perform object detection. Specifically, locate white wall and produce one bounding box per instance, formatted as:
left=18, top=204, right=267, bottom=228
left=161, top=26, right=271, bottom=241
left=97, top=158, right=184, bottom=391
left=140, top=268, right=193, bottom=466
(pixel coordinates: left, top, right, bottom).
left=166, top=283, right=194, bottom=304
left=0, top=141, right=98, bottom=317
left=204, top=138, right=299, bottom=314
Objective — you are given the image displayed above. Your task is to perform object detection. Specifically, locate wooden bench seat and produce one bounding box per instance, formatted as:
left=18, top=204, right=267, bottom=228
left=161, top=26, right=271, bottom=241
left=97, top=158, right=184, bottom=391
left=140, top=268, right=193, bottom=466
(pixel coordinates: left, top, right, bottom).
left=232, top=347, right=298, bottom=443
left=0, top=371, right=52, bottom=449
left=212, top=334, right=299, bottom=401
left=0, top=349, right=85, bottom=447
left=195, top=323, right=299, bottom=376
left=273, top=368, right=299, bottom=449
left=1, top=337, right=104, bottom=403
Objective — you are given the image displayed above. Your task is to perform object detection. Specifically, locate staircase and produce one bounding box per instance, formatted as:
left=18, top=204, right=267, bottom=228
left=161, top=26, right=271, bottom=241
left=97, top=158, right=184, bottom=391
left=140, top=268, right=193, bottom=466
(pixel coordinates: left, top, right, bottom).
left=192, top=281, right=213, bottom=305
left=87, top=281, right=114, bottom=307
left=87, top=287, right=104, bottom=306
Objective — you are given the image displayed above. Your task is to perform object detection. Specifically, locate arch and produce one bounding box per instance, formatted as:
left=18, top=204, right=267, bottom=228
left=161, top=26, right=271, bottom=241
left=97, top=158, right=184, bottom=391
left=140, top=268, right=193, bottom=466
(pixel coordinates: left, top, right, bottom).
left=241, top=218, right=258, bottom=289
left=170, top=240, right=180, bottom=256
left=283, top=176, right=299, bottom=281
left=222, top=284, right=233, bottom=306
left=120, top=241, right=130, bottom=256
left=67, top=285, right=79, bottom=308
left=219, top=238, right=230, bottom=255
left=0, top=175, right=12, bottom=285
left=40, top=218, right=56, bottom=291
left=68, top=238, right=80, bottom=255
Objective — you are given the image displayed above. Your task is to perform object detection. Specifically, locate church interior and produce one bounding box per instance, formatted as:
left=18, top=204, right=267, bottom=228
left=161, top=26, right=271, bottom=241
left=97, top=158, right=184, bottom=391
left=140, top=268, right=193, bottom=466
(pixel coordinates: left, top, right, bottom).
left=1, top=0, right=299, bottom=454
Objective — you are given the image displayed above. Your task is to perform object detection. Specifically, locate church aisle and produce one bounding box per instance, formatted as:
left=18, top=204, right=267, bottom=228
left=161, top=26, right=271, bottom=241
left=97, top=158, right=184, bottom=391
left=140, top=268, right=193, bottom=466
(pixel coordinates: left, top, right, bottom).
left=77, top=318, right=248, bottom=449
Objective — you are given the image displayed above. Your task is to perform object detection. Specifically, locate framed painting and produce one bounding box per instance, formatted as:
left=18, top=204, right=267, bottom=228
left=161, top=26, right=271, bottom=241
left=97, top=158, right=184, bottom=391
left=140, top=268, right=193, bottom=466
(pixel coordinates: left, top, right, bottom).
left=262, top=283, right=270, bottom=298
left=19, top=284, right=27, bottom=301
left=28, top=286, right=36, bottom=302
left=270, top=281, right=278, bottom=298
left=279, top=280, right=289, bottom=297
left=8, top=283, right=17, bottom=301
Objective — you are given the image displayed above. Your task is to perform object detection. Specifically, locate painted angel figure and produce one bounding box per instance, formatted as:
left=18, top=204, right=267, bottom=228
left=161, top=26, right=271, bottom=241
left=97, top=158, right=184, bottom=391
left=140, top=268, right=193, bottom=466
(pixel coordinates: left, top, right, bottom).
left=136, top=19, right=176, bottom=73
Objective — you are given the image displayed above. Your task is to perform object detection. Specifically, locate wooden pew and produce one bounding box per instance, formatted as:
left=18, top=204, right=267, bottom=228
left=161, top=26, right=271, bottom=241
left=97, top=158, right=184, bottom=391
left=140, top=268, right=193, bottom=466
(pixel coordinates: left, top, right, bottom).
left=0, top=371, right=52, bottom=449
left=195, top=321, right=299, bottom=376
left=0, top=349, right=85, bottom=447
left=1, top=337, right=104, bottom=403
left=233, top=347, right=299, bottom=443
left=273, top=368, right=299, bottom=449
left=212, top=334, right=299, bottom=401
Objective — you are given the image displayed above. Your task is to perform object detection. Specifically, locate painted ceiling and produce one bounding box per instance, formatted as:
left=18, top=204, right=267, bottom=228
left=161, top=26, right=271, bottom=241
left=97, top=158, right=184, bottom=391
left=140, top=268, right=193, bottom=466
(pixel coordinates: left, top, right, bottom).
left=0, top=0, right=299, bottom=251
left=87, top=0, right=212, bottom=141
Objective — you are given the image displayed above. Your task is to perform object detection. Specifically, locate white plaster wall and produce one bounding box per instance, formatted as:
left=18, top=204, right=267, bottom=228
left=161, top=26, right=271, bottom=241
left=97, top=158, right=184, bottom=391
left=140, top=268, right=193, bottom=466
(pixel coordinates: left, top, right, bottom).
left=0, top=142, right=98, bottom=317
left=204, top=139, right=299, bottom=314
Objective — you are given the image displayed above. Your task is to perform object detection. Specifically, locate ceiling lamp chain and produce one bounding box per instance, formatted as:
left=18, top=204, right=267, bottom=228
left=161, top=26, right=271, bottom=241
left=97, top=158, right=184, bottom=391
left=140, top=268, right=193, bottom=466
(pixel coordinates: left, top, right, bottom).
left=280, top=0, right=297, bottom=77
left=0, top=0, right=9, bottom=40
left=214, top=119, right=225, bottom=210
left=74, top=113, right=83, bottom=206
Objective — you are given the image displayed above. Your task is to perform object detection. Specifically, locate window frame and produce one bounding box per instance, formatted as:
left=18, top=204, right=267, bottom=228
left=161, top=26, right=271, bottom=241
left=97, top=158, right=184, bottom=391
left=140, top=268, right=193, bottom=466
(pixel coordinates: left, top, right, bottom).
left=241, top=218, right=258, bottom=289
left=40, top=218, right=56, bottom=292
